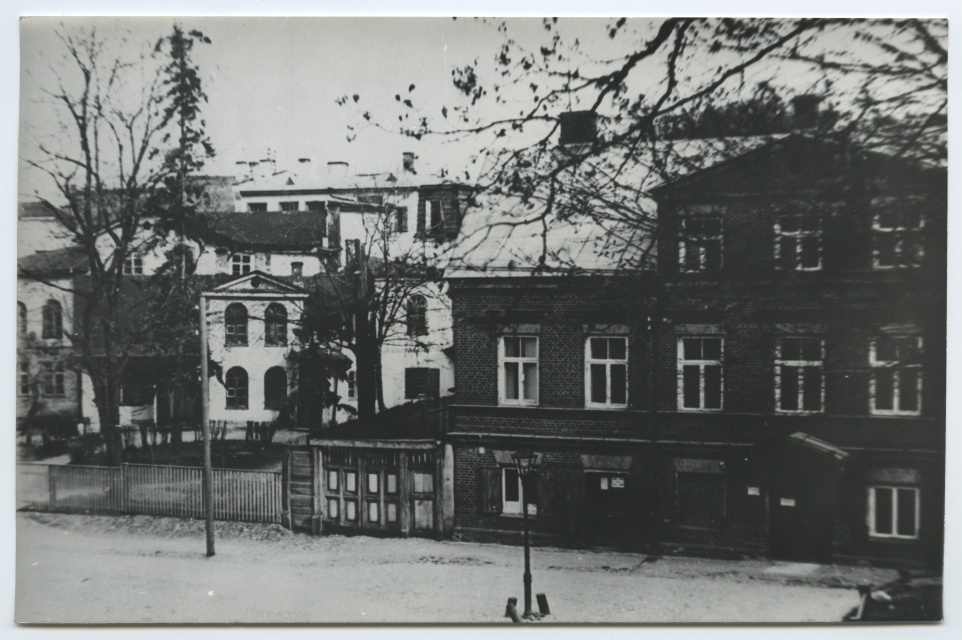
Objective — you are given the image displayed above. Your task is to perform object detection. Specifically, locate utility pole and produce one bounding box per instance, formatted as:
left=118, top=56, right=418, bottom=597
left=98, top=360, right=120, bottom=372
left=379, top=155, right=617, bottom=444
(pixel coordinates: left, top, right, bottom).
left=351, top=239, right=376, bottom=425
left=198, top=293, right=215, bottom=557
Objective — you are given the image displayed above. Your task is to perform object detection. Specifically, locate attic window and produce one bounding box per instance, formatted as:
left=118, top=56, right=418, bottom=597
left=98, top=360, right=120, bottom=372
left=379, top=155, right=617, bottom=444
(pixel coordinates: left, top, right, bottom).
left=232, top=254, right=252, bottom=276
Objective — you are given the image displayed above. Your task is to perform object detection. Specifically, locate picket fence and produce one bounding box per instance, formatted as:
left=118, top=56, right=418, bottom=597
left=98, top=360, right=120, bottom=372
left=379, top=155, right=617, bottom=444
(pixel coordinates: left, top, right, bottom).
left=16, top=462, right=283, bottom=525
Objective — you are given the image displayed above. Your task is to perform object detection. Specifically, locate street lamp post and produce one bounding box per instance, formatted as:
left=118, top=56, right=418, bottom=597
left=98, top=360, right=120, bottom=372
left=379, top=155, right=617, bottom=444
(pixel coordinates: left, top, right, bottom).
left=512, top=450, right=540, bottom=619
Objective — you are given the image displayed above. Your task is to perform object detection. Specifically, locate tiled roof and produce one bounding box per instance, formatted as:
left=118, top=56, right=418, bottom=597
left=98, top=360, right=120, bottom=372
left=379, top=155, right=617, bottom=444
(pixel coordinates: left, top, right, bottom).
left=18, top=246, right=88, bottom=276
left=198, top=210, right=330, bottom=250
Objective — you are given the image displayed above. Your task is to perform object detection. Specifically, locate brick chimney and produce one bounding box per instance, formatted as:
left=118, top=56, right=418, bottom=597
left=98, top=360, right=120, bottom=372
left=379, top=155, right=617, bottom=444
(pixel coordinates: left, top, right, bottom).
left=559, top=111, right=598, bottom=146
left=402, top=151, right=416, bottom=173
left=792, top=95, right=822, bottom=130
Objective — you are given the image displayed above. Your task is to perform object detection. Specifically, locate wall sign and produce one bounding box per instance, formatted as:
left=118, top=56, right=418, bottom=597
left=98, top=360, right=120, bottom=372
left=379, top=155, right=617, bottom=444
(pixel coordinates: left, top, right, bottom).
left=780, top=498, right=796, bottom=507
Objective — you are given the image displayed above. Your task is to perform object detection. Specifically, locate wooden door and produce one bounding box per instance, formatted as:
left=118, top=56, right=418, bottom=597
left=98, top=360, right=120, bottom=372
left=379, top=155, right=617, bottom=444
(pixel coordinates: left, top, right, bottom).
left=768, top=454, right=834, bottom=562
left=411, top=469, right=435, bottom=535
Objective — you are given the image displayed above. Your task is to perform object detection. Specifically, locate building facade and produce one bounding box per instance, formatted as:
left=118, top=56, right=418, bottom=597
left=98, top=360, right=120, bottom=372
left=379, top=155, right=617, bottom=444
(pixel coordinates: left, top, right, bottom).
left=445, top=134, right=945, bottom=567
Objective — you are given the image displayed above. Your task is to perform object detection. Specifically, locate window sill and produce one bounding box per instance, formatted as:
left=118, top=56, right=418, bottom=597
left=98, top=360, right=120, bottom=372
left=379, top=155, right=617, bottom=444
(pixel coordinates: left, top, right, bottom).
left=225, top=407, right=249, bottom=411
left=498, top=403, right=540, bottom=408
left=774, top=410, right=824, bottom=415
left=677, top=408, right=723, bottom=413
left=870, top=411, right=922, bottom=418
left=584, top=404, right=629, bottom=411
left=499, top=513, right=540, bottom=520
left=867, top=535, right=920, bottom=543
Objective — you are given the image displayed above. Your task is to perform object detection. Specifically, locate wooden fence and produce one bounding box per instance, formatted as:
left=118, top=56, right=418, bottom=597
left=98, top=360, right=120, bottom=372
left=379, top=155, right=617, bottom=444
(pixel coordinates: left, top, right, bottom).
left=16, top=463, right=283, bottom=525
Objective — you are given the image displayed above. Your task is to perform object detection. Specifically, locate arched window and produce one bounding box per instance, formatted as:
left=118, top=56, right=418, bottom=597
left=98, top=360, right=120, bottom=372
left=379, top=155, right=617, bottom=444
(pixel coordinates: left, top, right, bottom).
left=18, top=302, right=27, bottom=336
left=225, top=303, right=248, bottom=346
left=406, top=294, right=428, bottom=337
left=225, top=367, right=248, bottom=409
left=264, top=367, right=288, bottom=409
left=265, top=303, right=288, bottom=346
left=42, top=300, right=63, bottom=339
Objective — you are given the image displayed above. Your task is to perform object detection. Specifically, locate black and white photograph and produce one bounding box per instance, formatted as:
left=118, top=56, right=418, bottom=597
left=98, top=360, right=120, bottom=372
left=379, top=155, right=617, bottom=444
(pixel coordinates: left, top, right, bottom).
left=8, top=3, right=953, bottom=628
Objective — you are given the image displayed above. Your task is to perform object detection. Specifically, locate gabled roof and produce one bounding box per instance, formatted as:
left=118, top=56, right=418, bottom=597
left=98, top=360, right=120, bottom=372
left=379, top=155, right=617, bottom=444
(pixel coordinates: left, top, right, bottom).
left=206, top=270, right=309, bottom=298
left=18, top=246, right=88, bottom=277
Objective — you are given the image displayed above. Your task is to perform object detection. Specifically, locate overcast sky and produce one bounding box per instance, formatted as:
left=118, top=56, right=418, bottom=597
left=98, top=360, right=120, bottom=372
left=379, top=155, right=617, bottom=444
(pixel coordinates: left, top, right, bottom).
left=18, top=16, right=641, bottom=200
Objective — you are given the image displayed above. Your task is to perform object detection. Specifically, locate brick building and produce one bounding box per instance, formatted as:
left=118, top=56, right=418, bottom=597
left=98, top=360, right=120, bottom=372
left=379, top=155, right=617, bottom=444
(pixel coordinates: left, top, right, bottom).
left=445, top=129, right=945, bottom=567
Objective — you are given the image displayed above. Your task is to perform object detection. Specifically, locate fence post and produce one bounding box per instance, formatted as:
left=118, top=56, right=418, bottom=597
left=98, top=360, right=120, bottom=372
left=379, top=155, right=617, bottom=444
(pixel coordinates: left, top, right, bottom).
left=48, top=465, right=57, bottom=510
left=121, top=464, right=130, bottom=514
left=281, top=449, right=292, bottom=530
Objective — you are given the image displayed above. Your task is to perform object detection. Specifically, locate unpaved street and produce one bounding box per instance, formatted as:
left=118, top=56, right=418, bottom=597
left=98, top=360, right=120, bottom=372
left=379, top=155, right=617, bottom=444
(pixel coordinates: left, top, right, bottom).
left=16, top=512, right=883, bottom=624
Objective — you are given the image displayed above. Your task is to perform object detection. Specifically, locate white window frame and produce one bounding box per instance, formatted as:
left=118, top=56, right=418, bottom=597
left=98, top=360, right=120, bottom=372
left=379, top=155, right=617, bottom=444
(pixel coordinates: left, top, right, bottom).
left=499, top=336, right=539, bottom=406
left=873, top=212, right=924, bottom=270
left=868, top=485, right=920, bottom=540
left=584, top=336, right=628, bottom=409
left=774, top=213, right=822, bottom=272
left=775, top=337, right=825, bottom=414
left=123, top=253, right=143, bottom=275
left=870, top=336, right=923, bottom=416
left=679, top=215, right=723, bottom=273
left=231, top=254, right=252, bottom=276
left=677, top=336, right=723, bottom=412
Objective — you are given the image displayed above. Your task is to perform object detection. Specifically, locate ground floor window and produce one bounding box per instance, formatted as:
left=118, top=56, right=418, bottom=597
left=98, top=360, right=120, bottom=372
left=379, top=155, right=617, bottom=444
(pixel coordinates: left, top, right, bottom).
left=673, top=458, right=726, bottom=528
left=42, top=361, right=65, bottom=397
left=869, top=486, right=919, bottom=539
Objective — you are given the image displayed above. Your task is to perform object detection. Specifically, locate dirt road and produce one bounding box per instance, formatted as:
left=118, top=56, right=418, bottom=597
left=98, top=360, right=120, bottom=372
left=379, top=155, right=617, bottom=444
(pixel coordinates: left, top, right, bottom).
left=15, top=512, right=871, bottom=624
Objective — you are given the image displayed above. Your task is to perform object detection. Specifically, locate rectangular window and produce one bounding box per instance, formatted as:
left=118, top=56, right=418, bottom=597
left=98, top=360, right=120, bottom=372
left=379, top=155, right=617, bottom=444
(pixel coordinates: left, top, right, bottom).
left=428, top=199, right=444, bottom=235
left=367, top=472, right=379, bottom=494
left=345, top=471, right=357, bottom=493
left=386, top=473, right=398, bottom=494
left=367, top=501, right=380, bottom=523
left=279, top=201, right=299, bottom=212
left=247, top=202, right=267, bottom=212
left=306, top=201, right=325, bottom=212
left=775, top=213, right=822, bottom=271
left=327, top=498, right=340, bottom=520
left=500, top=336, right=539, bottom=406
left=41, top=361, right=65, bottom=397
left=874, top=211, right=923, bottom=269
left=678, top=337, right=722, bottom=411
left=585, top=337, right=628, bottom=408
left=501, top=467, right=538, bottom=516
left=395, top=206, right=409, bottom=233
left=291, top=262, right=303, bottom=279
left=231, top=254, right=252, bottom=276
left=870, top=336, right=922, bottom=415
left=404, top=367, right=440, bottom=399
left=327, top=470, right=339, bottom=492
left=345, top=500, right=357, bottom=522
left=123, top=254, right=143, bottom=275
left=679, top=215, right=723, bottom=273
left=869, top=486, right=919, bottom=539
left=776, top=337, right=824, bottom=413
left=346, top=371, right=357, bottom=399
left=19, top=360, right=30, bottom=396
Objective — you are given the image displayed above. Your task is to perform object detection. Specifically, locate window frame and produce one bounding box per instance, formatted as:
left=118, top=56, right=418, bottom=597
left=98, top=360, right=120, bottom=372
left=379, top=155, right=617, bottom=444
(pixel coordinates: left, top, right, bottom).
left=500, top=466, right=537, bottom=516
left=868, top=485, right=920, bottom=540
left=406, top=294, right=428, bottom=337
left=775, top=336, right=825, bottom=414
left=41, top=299, right=63, bottom=340
left=873, top=211, right=924, bottom=270
left=231, top=254, right=252, bottom=276
left=41, top=360, right=65, bottom=397
left=123, top=253, right=144, bottom=275
left=870, top=336, right=923, bottom=416
left=678, top=215, right=723, bottom=274
left=774, top=213, right=823, bottom=272
left=247, top=202, right=267, bottom=213
left=279, top=201, right=300, bottom=212
left=499, top=336, right=540, bottom=407
left=224, top=303, right=249, bottom=347
left=225, top=367, right=249, bottom=410
left=427, top=199, right=444, bottom=235
left=584, top=336, right=629, bottom=409
left=677, top=336, right=723, bottom=412
left=264, top=303, right=288, bottom=347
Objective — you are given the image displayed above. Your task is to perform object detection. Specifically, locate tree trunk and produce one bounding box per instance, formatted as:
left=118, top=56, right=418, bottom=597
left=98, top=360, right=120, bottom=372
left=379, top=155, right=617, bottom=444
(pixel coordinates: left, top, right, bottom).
left=374, top=341, right=386, bottom=413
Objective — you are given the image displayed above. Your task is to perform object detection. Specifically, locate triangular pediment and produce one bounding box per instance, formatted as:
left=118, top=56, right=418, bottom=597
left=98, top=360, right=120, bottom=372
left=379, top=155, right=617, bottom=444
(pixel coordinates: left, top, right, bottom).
left=209, top=270, right=306, bottom=295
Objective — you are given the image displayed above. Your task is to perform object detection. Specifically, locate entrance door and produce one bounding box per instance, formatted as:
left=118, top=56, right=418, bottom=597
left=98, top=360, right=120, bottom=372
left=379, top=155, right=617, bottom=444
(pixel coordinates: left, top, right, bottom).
left=768, top=454, right=835, bottom=562
left=584, top=472, right=632, bottom=548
